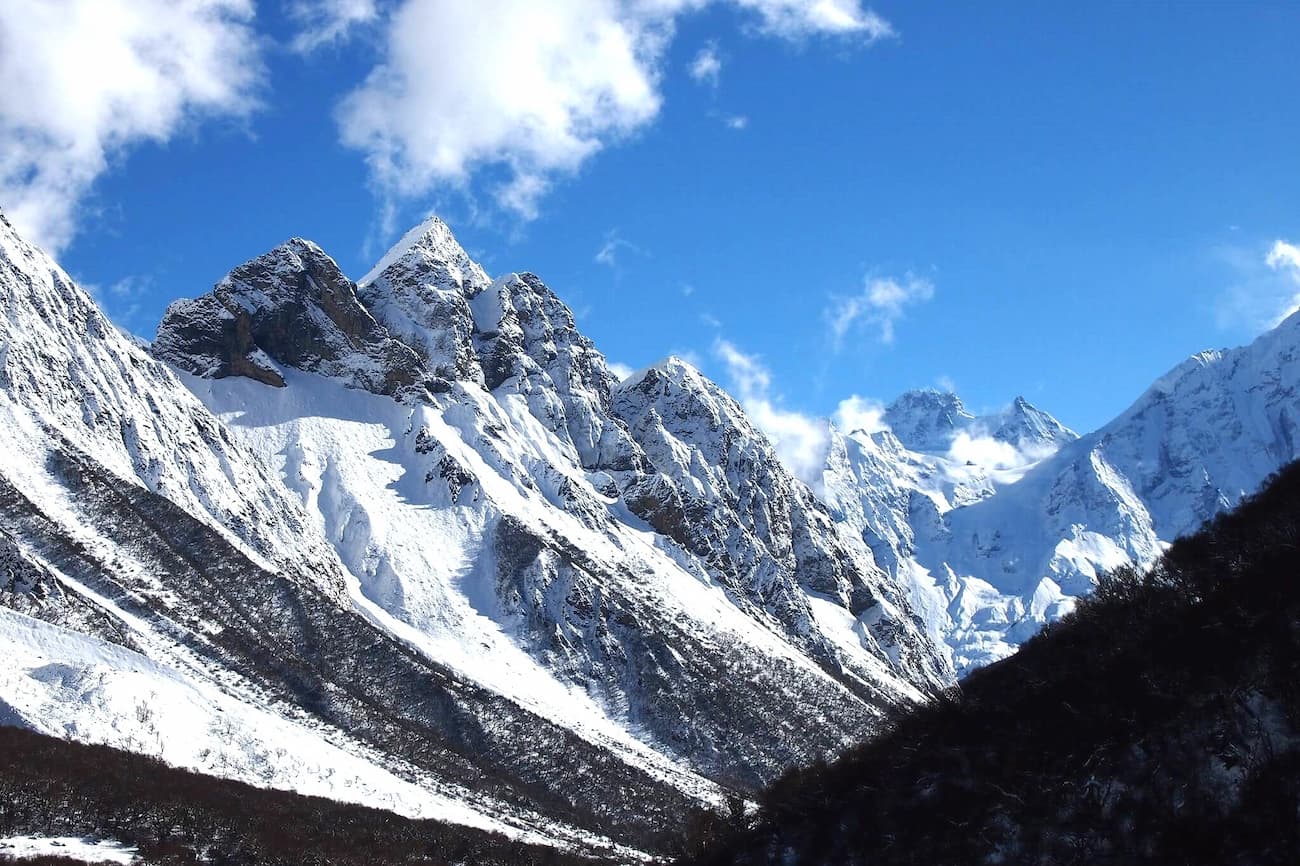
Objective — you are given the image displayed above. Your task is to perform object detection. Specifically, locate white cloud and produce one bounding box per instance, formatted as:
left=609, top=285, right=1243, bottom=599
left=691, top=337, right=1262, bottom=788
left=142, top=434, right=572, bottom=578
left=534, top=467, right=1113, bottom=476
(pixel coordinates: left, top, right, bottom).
left=337, top=0, right=892, bottom=222
left=594, top=231, right=644, bottom=268
left=689, top=42, right=722, bottom=86
left=733, top=0, right=894, bottom=39
left=1267, top=239, right=1300, bottom=277
left=0, top=0, right=262, bottom=252
left=713, top=338, right=830, bottom=483
left=946, top=430, right=1028, bottom=471
left=288, top=0, right=379, bottom=53
left=826, top=273, right=934, bottom=347
left=607, top=361, right=635, bottom=380
left=723, top=114, right=750, bottom=129
left=1217, top=238, right=1300, bottom=332
left=832, top=394, right=888, bottom=435
left=1267, top=239, right=1300, bottom=325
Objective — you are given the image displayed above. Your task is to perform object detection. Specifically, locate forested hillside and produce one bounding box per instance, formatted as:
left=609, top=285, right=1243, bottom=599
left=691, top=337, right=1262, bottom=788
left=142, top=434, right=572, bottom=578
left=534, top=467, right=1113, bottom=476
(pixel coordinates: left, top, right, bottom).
left=682, top=461, right=1300, bottom=865
left=0, top=726, right=618, bottom=866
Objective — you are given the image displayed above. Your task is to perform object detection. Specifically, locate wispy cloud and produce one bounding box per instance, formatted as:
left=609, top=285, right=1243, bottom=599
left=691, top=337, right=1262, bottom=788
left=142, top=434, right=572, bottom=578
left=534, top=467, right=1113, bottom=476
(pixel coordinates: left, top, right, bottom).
left=594, top=230, right=645, bottom=269
left=0, top=0, right=262, bottom=252
left=832, top=394, right=888, bottom=435
left=287, top=0, right=378, bottom=53
left=607, top=360, right=635, bottom=380
left=689, top=42, right=722, bottom=87
left=337, top=0, right=895, bottom=226
left=1216, top=238, right=1300, bottom=332
left=83, top=274, right=153, bottom=334
left=1268, top=239, right=1300, bottom=324
left=826, top=273, right=934, bottom=348
left=713, top=338, right=831, bottom=483
left=712, top=338, right=903, bottom=482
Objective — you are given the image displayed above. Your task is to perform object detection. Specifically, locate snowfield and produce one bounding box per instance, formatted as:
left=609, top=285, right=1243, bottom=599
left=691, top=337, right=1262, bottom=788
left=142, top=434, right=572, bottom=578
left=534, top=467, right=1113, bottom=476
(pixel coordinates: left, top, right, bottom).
left=0, top=836, right=137, bottom=864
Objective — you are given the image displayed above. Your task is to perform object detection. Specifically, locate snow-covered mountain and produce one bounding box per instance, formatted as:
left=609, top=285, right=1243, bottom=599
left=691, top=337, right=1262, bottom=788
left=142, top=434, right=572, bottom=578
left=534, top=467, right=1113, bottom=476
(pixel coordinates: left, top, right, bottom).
left=8, top=198, right=1298, bottom=849
left=0, top=211, right=949, bottom=857
left=883, top=388, right=1077, bottom=457
left=825, top=320, right=1300, bottom=674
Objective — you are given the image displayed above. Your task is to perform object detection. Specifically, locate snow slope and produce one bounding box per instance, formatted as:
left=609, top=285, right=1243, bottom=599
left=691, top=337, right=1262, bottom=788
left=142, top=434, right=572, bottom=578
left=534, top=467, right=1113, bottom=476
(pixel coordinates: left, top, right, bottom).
left=0, top=835, right=137, bottom=864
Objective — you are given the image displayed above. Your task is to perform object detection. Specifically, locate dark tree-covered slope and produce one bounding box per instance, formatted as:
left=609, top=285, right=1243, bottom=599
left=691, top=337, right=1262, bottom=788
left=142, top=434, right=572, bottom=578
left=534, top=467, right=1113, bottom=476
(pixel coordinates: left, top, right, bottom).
left=682, top=461, right=1300, bottom=866
left=0, top=725, right=613, bottom=866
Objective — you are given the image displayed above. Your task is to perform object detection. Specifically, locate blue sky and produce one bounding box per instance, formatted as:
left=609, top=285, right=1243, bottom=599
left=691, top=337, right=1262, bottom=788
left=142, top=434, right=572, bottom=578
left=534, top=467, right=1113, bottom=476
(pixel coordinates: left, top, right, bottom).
left=4, top=0, right=1300, bottom=450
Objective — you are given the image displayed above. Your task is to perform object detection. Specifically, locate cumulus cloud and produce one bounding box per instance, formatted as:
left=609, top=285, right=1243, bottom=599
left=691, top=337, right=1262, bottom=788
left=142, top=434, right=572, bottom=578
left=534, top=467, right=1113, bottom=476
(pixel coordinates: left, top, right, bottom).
left=723, top=114, right=750, bottom=129
left=337, top=0, right=893, bottom=221
left=1268, top=239, right=1300, bottom=273
left=826, top=273, right=934, bottom=348
left=288, top=0, right=378, bottom=53
left=0, top=0, right=262, bottom=252
left=689, top=42, right=722, bottom=86
left=713, top=338, right=831, bottom=483
left=1267, top=240, right=1300, bottom=325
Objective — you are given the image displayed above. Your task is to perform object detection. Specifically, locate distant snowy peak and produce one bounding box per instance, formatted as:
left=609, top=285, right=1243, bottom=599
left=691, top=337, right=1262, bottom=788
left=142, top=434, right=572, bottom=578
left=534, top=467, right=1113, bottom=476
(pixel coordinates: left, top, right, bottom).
left=883, top=388, right=1075, bottom=456
left=884, top=389, right=973, bottom=453
left=987, top=396, right=1079, bottom=452
left=861, top=312, right=1300, bottom=674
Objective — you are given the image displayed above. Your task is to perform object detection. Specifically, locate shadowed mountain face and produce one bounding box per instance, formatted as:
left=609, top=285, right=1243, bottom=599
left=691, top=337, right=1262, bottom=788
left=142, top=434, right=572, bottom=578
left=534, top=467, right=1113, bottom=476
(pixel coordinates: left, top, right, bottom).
left=682, top=460, right=1300, bottom=866
left=0, top=212, right=950, bottom=857
left=153, top=238, right=429, bottom=396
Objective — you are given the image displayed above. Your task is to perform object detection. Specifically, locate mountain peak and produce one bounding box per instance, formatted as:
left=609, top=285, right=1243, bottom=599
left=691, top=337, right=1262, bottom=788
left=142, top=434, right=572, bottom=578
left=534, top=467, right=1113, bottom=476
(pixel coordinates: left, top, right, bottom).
left=359, top=215, right=488, bottom=291
left=989, top=395, right=1078, bottom=450
left=154, top=238, right=428, bottom=396
left=884, top=388, right=974, bottom=452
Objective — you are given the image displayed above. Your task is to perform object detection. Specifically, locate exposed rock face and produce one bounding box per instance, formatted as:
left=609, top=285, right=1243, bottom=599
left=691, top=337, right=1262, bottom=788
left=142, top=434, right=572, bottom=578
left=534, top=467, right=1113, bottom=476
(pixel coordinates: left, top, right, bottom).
left=155, top=238, right=429, bottom=397
left=470, top=270, right=645, bottom=473
left=611, top=360, right=949, bottom=693
left=0, top=213, right=346, bottom=595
